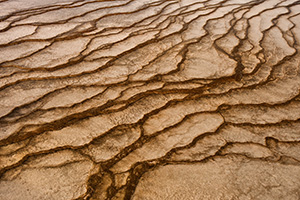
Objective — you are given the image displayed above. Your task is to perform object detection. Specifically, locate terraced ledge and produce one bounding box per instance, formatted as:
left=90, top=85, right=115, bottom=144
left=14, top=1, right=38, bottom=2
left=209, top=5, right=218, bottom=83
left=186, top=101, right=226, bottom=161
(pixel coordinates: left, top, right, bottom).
left=0, top=0, right=300, bottom=199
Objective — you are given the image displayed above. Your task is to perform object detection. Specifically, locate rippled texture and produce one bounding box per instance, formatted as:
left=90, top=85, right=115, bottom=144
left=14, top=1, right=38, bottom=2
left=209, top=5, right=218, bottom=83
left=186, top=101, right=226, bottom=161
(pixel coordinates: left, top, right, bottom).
left=0, top=0, right=300, bottom=199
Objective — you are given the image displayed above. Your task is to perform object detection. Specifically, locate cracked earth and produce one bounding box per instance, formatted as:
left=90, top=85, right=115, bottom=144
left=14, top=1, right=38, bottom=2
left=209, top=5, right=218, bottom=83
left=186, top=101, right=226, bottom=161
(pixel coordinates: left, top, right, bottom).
left=0, top=0, right=300, bottom=199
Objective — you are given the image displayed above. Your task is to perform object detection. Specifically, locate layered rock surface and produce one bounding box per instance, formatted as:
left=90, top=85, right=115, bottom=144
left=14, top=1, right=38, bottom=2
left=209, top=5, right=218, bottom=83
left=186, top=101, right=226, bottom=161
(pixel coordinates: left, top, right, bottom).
left=0, top=0, right=300, bottom=199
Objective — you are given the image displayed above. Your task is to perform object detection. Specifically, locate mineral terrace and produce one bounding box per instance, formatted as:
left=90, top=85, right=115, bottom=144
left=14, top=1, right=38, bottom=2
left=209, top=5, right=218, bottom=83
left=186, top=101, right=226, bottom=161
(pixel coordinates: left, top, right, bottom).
left=0, top=0, right=300, bottom=199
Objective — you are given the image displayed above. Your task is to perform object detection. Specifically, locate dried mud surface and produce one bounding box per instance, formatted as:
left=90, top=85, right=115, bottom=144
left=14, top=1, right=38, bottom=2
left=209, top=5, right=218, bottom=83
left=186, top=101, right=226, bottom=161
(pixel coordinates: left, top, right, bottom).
left=0, top=0, right=300, bottom=199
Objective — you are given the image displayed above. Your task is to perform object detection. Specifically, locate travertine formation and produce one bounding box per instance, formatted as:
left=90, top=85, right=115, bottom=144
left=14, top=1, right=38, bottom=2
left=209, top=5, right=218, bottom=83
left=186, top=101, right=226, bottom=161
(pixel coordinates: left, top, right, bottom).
left=0, top=0, right=300, bottom=199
